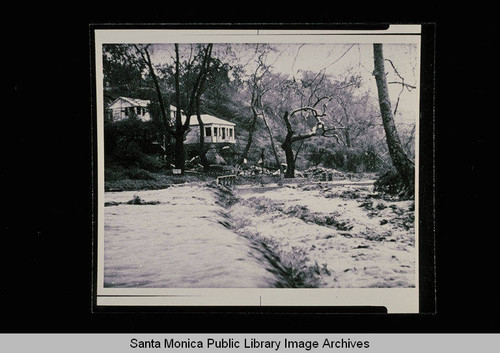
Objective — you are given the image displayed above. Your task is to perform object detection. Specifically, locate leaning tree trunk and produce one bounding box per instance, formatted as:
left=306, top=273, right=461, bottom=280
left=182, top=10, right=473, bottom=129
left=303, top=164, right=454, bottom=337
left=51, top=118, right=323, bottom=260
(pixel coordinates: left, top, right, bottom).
left=373, top=43, right=414, bottom=196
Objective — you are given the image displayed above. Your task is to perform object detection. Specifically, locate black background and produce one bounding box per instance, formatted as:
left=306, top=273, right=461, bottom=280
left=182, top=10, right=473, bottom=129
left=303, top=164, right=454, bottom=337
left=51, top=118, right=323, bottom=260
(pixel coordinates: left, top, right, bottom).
left=2, top=4, right=498, bottom=333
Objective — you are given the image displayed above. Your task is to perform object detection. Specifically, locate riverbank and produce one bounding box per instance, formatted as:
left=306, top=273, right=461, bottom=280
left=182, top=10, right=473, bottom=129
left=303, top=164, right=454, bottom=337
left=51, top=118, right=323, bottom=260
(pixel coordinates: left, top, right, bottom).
left=104, top=165, right=379, bottom=192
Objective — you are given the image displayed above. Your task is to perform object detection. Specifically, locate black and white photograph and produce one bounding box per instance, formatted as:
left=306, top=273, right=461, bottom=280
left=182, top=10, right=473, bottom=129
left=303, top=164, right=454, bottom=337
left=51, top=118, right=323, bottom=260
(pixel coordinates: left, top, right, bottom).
left=94, top=26, right=423, bottom=312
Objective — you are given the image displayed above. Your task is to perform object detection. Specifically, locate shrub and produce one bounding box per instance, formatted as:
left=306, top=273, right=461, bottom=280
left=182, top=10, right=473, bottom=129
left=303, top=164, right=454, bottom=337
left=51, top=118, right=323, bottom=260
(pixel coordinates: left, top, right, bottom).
left=105, top=117, right=165, bottom=172
left=321, top=147, right=380, bottom=173
left=374, top=169, right=405, bottom=195
left=138, top=154, right=164, bottom=172
left=125, top=168, right=155, bottom=180
left=114, top=141, right=144, bottom=167
left=104, top=165, right=127, bottom=181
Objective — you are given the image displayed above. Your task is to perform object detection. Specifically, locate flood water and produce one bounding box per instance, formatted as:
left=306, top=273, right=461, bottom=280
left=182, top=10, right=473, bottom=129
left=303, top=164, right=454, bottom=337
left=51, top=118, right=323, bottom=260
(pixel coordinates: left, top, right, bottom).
left=103, top=184, right=277, bottom=288
left=231, top=181, right=415, bottom=288
left=103, top=180, right=415, bottom=289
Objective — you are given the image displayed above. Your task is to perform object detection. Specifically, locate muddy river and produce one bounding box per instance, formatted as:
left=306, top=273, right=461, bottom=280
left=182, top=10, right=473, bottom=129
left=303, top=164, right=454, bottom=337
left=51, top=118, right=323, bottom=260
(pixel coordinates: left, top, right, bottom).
left=103, top=180, right=415, bottom=288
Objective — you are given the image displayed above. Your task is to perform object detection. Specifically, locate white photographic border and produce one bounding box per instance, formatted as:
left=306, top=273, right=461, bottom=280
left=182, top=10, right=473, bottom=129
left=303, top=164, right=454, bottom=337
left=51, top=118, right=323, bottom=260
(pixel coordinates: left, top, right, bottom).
left=93, top=25, right=422, bottom=313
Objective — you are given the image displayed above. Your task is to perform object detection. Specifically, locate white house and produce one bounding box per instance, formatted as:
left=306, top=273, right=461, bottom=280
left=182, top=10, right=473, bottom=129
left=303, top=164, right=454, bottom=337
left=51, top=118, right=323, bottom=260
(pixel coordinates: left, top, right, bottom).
left=168, top=105, right=236, bottom=145
left=106, top=97, right=151, bottom=122
left=181, top=114, right=236, bottom=145
left=106, top=99, right=236, bottom=149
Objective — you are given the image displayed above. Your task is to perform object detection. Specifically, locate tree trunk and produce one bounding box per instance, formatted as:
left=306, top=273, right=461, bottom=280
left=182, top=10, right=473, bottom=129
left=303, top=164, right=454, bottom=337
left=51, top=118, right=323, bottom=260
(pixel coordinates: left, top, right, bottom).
left=280, top=110, right=320, bottom=178
left=141, top=46, right=169, bottom=129
left=174, top=44, right=185, bottom=171
left=373, top=43, right=414, bottom=195
left=338, top=100, right=352, bottom=148
left=281, top=111, right=296, bottom=178
left=261, top=111, right=283, bottom=175
left=237, top=107, right=258, bottom=166
left=135, top=45, right=174, bottom=165
left=282, top=134, right=296, bottom=178
left=345, top=126, right=351, bottom=148
left=183, top=44, right=213, bottom=170
left=195, top=95, right=209, bottom=169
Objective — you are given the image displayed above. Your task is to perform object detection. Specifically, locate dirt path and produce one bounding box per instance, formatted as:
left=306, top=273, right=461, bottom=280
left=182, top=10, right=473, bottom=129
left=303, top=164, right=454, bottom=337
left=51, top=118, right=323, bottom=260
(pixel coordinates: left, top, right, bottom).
left=229, top=181, right=416, bottom=288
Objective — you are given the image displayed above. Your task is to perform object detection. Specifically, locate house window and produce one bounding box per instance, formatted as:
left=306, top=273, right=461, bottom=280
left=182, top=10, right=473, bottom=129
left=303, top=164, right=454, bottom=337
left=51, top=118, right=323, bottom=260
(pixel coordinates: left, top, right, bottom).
left=229, top=128, right=233, bottom=138
left=205, top=127, right=212, bottom=136
left=124, top=108, right=129, bottom=116
left=222, top=127, right=226, bottom=139
left=214, top=127, right=218, bottom=136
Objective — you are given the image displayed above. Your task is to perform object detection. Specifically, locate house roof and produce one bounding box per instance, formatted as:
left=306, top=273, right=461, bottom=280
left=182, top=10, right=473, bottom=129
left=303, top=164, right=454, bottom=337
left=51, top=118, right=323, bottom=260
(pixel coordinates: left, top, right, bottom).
left=181, top=114, right=235, bottom=126
left=109, top=97, right=150, bottom=108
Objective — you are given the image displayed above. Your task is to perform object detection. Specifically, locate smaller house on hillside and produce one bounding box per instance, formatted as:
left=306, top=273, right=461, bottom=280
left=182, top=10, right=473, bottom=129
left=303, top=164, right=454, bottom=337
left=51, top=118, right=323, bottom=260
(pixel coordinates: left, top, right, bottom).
left=168, top=105, right=236, bottom=146
left=106, top=97, right=151, bottom=122
left=181, top=113, right=236, bottom=145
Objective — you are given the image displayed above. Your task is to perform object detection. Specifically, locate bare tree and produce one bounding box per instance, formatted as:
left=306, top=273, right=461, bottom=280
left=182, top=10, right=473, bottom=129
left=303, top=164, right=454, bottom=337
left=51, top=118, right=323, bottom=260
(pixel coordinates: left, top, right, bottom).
left=192, top=44, right=213, bottom=170
left=237, top=77, right=260, bottom=166
left=134, top=45, right=171, bottom=132
left=260, top=110, right=282, bottom=174
left=172, top=43, right=213, bottom=171
left=270, top=71, right=357, bottom=178
left=246, top=58, right=283, bottom=174
left=133, top=44, right=175, bottom=163
left=281, top=106, right=338, bottom=178
left=237, top=47, right=273, bottom=167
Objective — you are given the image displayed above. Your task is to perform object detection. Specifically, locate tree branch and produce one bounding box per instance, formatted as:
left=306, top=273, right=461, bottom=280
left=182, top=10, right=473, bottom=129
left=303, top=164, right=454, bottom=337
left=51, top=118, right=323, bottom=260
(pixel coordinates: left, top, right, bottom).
left=320, top=127, right=340, bottom=143
left=293, top=139, right=305, bottom=166
left=388, top=81, right=416, bottom=90
left=182, top=44, right=213, bottom=132
left=134, top=44, right=173, bottom=135
left=282, top=111, right=293, bottom=133
left=289, top=106, right=326, bottom=119
left=311, top=95, right=333, bottom=110
left=291, top=130, right=318, bottom=143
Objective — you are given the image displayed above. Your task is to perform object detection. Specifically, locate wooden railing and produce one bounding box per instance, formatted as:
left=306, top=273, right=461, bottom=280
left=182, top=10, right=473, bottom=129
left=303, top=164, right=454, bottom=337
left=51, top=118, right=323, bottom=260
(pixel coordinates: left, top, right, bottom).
left=320, top=172, right=334, bottom=181
left=217, top=174, right=237, bottom=186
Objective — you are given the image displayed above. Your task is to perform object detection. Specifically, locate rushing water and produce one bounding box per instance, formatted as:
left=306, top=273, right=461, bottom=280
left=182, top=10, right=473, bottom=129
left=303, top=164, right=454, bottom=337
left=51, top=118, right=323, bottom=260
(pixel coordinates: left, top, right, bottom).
left=103, top=180, right=415, bottom=289
left=231, top=181, right=415, bottom=288
left=103, top=184, right=277, bottom=288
